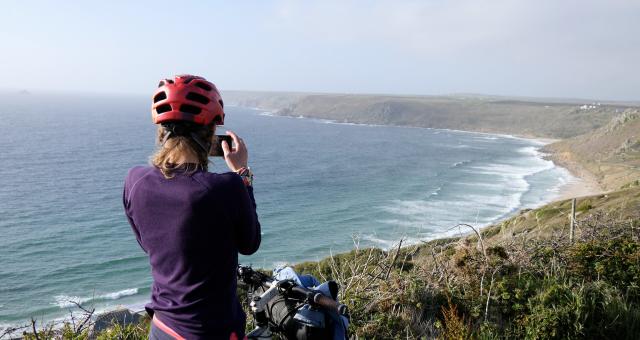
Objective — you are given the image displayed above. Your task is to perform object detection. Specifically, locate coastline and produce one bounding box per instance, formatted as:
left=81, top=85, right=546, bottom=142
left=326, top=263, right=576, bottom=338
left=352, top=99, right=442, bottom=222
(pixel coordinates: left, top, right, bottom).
left=248, top=106, right=601, bottom=225
left=555, top=170, right=603, bottom=200
left=249, top=107, right=562, bottom=144
left=521, top=138, right=603, bottom=200
left=542, top=149, right=604, bottom=200
left=250, top=106, right=604, bottom=202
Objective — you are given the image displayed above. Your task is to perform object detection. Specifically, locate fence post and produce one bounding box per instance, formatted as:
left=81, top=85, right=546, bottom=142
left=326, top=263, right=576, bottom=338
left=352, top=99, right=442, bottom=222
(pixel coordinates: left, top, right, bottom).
left=570, top=198, right=576, bottom=243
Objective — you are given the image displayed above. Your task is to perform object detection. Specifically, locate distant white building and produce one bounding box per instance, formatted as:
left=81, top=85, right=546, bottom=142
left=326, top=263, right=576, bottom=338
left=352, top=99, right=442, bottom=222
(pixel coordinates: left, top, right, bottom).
left=579, top=103, right=598, bottom=110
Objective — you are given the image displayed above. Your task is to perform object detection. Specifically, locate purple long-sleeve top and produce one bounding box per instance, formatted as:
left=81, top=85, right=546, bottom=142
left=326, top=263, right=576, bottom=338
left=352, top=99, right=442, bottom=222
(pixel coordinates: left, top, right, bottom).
left=123, top=165, right=261, bottom=339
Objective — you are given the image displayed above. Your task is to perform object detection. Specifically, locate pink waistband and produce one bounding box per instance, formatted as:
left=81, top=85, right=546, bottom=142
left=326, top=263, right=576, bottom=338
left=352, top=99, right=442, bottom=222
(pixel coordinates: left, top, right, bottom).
left=152, top=314, right=245, bottom=340
left=152, top=314, right=186, bottom=340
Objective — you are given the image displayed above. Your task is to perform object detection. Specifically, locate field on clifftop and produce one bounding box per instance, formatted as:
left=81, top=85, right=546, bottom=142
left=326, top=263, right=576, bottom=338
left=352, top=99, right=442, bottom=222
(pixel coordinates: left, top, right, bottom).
left=224, top=91, right=639, bottom=139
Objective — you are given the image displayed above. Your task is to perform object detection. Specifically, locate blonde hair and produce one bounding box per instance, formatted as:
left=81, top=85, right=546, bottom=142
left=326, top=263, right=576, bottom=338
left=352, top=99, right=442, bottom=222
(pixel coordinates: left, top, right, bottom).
left=151, top=124, right=215, bottom=179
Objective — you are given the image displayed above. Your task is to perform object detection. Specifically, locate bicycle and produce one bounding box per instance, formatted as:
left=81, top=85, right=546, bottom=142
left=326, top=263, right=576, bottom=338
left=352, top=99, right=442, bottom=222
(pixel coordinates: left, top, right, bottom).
left=237, top=265, right=350, bottom=340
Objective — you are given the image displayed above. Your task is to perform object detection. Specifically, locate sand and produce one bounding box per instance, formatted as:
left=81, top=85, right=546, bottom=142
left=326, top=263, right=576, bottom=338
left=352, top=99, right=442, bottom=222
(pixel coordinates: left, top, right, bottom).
left=557, top=172, right=604, bottom=200
left=551, top=155, right=604, bottom=200
left=531, top=137, right=605, bottom=201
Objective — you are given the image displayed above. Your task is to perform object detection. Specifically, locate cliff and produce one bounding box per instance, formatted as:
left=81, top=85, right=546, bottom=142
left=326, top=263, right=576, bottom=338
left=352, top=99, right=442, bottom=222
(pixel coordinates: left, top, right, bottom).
left=224, top=91, right=638, bottom=139
left=546, top=109, right=640, bottom=190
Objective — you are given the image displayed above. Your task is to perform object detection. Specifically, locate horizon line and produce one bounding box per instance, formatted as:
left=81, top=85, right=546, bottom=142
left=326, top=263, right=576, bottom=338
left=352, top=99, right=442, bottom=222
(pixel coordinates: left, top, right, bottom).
left=1, top=87, right=639, bottom=106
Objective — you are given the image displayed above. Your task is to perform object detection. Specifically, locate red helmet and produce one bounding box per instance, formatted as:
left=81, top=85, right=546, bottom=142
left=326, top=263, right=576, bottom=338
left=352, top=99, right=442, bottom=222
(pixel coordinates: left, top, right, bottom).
left=151, top=75, right=225, bottom=126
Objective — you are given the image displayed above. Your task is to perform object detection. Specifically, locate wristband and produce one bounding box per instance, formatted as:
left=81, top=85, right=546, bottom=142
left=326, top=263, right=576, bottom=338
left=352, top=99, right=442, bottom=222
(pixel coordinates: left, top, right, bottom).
left=236, top=167, right=253, bottom=187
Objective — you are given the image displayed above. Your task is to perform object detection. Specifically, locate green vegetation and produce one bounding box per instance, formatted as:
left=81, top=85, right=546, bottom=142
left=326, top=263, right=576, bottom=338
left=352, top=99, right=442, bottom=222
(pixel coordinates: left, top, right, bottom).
left=546, top=110, right=640, bottom=191
left=16, top=316, right=151, bottom=340
left=225, top=91, right=638, bottom=139
left=12, top=189, right=638, bottom=339
left=92, top=321, right=150, bottom=340
left=290, top=190, right=640, bottom=338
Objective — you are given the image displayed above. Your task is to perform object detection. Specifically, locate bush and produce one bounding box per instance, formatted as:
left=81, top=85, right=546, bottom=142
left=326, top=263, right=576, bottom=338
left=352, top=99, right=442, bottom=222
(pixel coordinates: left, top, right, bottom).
left=15, top=211, right=639, bottom=339
left=523, top=280, right=585, bottom=339
left=523, top=280, right=640, bottom=340
left=569, top=238, right=640, bottom=290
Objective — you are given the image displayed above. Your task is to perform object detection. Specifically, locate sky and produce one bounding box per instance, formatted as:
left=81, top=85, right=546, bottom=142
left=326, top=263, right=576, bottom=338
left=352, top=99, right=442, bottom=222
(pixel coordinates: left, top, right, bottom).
left=1, top=0, right=639, bottom=101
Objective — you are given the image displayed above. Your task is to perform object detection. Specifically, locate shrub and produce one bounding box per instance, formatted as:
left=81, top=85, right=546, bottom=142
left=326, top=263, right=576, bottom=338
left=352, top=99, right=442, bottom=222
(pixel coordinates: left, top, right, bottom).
left=577, top=200, right=594, bottom=212
left=568, top=238, right=640, bottom=289
left=523, top=280, right=584, bottom=339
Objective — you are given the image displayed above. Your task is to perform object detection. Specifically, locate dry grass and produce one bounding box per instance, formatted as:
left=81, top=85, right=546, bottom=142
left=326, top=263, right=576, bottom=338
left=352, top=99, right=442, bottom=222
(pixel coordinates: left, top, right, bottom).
left=294, top=188, right=640, bottom=339
left=8, top=189, right=639, bottom=340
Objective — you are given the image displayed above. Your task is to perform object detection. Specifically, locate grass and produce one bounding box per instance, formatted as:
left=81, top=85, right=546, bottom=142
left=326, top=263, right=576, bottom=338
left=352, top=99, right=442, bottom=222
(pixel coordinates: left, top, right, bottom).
left=7, top=189, right=639, bottom=339
left=225, top=91, right=638, bottom=139
left=289, top=189, right=640, bottom=338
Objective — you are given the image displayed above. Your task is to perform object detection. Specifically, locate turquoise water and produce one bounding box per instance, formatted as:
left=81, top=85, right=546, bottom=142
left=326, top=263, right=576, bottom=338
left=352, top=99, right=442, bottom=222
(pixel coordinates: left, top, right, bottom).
left=0, top=93, right=570, bottom=327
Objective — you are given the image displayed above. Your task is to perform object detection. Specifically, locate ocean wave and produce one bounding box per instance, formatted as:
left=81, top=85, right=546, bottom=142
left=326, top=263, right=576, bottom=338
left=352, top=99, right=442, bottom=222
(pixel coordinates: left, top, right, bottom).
left=450, top=160, right=472, bottom=168
left=468, top=159, right=554, bottom=182
left=376, top=143, right=565, bottom=238
left=256, top=111, right=387, bottom=128
left=554, top=174, right=576, bottom=189
left=381, top=185, right=526, bottom=228
left=542, top=167, right=574, bottom=200
left=473, top=136, right=499, bottom=140
left=52, top=288, right=139, bottom=309
left=434, top=127, right=521, bottom=141
left=518, top=146, right=541, bottom=156
left=360, top=234, right=420, bottom=250
left=378, top=218, right=428, bottom=229
left=361, top=235, right=395, bottom=248
left=454, top=181, right=504, bottom=189
left=321, top=120, right=385, bottom=128
left=381, top=199, right=433, bottom=217
left=430, top=186, right=442, bottom=196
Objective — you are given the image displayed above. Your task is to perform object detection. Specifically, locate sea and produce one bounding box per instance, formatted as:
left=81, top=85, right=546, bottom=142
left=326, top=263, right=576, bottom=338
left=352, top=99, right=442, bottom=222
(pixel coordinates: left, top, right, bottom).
left=0, top=92, right=572, bottom=328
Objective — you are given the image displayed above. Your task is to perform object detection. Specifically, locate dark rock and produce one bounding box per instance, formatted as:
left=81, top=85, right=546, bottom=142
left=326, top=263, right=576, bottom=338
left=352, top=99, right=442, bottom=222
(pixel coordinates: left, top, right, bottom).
left=89, top=308, right=141, bottom=339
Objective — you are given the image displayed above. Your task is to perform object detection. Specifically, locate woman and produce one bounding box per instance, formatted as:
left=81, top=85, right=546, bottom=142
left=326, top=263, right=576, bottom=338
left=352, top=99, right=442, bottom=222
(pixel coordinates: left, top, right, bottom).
left=123, top=75, right=261, bottom=340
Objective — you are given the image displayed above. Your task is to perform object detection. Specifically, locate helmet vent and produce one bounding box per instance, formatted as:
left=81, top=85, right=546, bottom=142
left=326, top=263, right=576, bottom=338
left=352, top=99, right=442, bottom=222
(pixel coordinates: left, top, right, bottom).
left=154, top=91, right=167, bottom=103
left=179, top=104, right=202, bottom=115
left=156, top=104, right=172, bottom=114
left=213, top=115, right=223, bottom=124
left=186, top=92, right=210, bottom=105
left=194, top=82, right=212, bottom=91
left=219, top=99, right=224, bottom=108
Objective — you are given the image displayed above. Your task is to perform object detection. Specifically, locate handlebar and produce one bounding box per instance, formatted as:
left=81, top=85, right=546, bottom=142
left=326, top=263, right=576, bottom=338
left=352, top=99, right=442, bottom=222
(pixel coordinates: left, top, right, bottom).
left=282, top=282, right=341, bottom=314
left=238, top=265, right=349, bottom=316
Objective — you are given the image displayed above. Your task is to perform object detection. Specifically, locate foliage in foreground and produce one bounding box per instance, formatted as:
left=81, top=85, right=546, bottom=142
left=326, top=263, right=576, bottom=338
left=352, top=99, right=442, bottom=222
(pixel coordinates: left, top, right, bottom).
left=293, top=210, right=640, bottom=339
left=7, top=197, right=639, bottom=339
left=12, top=316, right=150, bottom=340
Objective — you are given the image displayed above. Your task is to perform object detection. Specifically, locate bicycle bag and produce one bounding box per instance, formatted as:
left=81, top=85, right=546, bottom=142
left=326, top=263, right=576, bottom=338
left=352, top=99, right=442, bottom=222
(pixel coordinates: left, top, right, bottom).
left=251, top=266, right=349, bottom=340
left=263, top=291, right=334, bottom=340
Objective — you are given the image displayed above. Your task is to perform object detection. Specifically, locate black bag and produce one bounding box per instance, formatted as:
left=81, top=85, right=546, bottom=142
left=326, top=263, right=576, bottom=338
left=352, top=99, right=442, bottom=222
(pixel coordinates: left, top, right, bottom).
left=256, top=287, right=334, bottom=340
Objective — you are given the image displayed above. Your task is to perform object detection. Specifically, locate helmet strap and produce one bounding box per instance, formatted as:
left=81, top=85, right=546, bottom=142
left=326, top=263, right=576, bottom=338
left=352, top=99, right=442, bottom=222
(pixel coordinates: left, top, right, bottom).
left=189, top=132, right=212, bottom=154
left=161, top=130, right=173, bottom=146
left=160, top=124, right=212, bottom=155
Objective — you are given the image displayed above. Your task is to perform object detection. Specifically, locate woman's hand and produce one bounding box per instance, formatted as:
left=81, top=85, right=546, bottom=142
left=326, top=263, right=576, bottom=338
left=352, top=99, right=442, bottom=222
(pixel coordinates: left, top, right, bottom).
left=221, top=130, right=248, bottom=172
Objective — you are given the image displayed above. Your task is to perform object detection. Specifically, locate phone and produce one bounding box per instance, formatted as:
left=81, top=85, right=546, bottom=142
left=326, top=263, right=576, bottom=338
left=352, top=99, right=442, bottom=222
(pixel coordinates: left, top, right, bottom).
left=210, top=135, right=233, bottom=157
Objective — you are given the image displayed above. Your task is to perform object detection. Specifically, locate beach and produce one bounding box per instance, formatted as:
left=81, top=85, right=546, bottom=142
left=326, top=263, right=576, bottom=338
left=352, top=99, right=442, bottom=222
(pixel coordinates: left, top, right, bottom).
left=531, top=137, right=604, bottom=201
left=545, top=149, right=604, bottom=200
left=557, top=171, right=603, bottom=200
